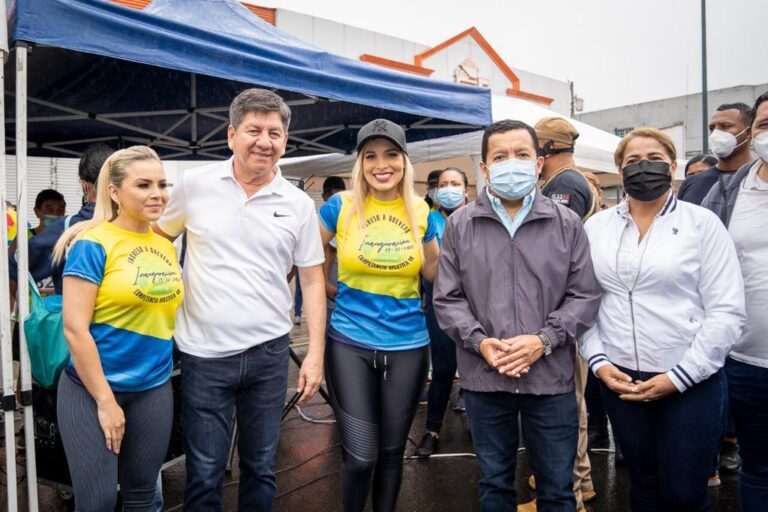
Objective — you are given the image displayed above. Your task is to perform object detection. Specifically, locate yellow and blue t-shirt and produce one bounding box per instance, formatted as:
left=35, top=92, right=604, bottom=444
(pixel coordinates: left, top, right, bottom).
left=319, top=193, right=436, bottom=351
left=63, top=222, right=184, bottom=392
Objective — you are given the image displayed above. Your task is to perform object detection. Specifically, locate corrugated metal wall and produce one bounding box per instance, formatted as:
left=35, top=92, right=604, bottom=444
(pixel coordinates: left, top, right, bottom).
left=4, top=156, right=82, bottom=228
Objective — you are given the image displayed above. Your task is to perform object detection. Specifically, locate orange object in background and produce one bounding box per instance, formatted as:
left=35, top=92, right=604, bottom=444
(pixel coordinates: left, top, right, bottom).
left=6, top=208, right=17, bottom=245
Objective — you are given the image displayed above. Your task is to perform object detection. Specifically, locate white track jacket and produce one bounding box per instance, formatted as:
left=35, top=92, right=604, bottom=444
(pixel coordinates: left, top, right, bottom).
left=580, top=192, right=745, bottom=392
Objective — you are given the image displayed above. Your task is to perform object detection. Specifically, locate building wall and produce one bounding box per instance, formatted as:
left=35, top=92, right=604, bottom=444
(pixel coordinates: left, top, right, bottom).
left=275, top=10, right=429, bottom=63
left=578, top=83, right=767, bottom=158
left=512, top=68, right=571, bottom=116
left=273, top=10, right=571, bottom=116
left=420, top=36, right=511, bottom=98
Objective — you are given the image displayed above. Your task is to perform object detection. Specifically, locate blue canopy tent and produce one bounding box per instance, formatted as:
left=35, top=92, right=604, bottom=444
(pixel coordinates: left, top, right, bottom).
left=1, top=1, right=491, bottom=509
left=5, top=0, right=491, bottom=159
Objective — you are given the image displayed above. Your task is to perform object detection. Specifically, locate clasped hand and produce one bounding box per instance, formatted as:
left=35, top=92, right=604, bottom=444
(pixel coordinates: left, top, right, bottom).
left=479, top=335, right=544, bottom=378
left=595, top=365, right=677, bottom=401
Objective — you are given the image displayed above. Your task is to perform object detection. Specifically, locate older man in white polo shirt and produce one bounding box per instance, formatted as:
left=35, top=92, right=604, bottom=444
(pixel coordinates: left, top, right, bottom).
left=155, top=89, right=325, bottom=511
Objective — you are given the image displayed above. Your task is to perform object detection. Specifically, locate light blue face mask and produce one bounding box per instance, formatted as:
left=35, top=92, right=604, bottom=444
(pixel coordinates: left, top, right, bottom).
left=43, top=214, right=63, bottom=227
left=488, top=158, right=537, bottom=201
left=436, top=186, right=465, bottom=210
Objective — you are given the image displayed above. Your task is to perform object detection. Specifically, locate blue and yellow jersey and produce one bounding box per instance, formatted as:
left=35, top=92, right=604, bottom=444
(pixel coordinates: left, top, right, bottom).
left=63, top=222, right=183, bottom=392
left=319, top=192, right=436, bottom=351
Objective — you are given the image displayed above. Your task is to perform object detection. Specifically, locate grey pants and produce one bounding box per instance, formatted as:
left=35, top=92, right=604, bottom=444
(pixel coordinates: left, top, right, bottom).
left=57, top=373, right=173, bottom=512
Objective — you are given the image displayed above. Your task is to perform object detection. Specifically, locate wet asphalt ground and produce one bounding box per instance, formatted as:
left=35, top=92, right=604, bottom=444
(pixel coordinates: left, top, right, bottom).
left=1, top=321, right=743, bottom=511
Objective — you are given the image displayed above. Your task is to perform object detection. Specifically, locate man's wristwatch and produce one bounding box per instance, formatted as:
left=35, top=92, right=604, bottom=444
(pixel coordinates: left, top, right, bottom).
left=536, top=330, right=553, bottom=357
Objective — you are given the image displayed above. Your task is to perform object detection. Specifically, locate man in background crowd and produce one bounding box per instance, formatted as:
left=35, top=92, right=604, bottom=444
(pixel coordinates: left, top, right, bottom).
left=678, top=103, right=753, bottom=205
left=685, top=154, right=719, bottom=178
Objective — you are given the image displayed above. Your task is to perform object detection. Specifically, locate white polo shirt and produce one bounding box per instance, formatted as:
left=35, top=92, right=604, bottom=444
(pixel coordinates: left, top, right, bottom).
left=728, top=161, right=768, bottom=368
left=157, top=158, right=324, bottom=358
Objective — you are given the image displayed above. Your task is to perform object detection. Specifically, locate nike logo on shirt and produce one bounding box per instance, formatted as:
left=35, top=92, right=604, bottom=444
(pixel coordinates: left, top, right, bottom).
left=273, top=212, right=290, bottom=218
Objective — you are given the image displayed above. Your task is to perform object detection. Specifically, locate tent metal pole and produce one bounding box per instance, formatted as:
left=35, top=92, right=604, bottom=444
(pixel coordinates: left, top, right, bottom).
left=159, top=113, right=191, bottom=138
left=191, top=73, right=197, bottom=144
left=198, top=111, right=228, bottom=122
left=470, top=154, right=486, bottom=190
left=161, top=151, right=194, bottom=159
left=0, top=46, right=18, bottom=512
left=197, top=120, right=229, bottom=145
left=39, top=145, right=81, bottom=157
left=21, top=96, right=189, bottom=146
left=15, top=43, right=40, bottom=512
left=195, top=151, right=228, bottom=160
left=287, top=135, right=341, bottom=154
left=43, top=136, right=121, bottom=147
left=410, top=117, right=435, bottom=127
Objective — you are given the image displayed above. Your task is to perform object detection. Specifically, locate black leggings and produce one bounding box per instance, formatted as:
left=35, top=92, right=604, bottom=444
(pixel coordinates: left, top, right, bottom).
left=325, top=340, right=429, bottom=512
left=57, top=373, right=173, bottom=512
left=424, top=305, right=457, bottom=433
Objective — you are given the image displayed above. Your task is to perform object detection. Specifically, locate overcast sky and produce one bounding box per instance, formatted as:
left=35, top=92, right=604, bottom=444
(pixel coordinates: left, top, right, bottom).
left=260, top=0, right=767, bottom=112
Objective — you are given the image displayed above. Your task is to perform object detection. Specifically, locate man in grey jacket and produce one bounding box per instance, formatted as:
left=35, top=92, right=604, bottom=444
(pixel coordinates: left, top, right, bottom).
left=433, top=119, right=601, bottom=512
left=702, top=91, right=768, bottom=512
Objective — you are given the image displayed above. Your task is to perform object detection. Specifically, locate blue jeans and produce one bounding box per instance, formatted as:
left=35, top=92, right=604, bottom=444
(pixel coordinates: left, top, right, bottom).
left=601, top=366, right=725, bottom=512
left=464, top=390, right=578, bottom=512
left=726, top=358, right=768, bottom=512
left=424, top=305, right=457, bottom=433
left=181, top=335, right=290, bottom=512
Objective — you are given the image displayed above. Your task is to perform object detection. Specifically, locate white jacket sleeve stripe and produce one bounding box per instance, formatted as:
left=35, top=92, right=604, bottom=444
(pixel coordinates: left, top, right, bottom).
left=671, top=213, right=745, bottom=392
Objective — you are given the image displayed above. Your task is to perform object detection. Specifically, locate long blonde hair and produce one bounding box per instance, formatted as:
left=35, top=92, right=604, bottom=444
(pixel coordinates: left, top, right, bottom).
left=344, top=146, right=424, bottom=256
left=52, top=146, right=161, bottom=264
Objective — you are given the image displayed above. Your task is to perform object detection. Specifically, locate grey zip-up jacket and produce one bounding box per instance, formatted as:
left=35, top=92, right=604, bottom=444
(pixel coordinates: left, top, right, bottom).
left=701, top=160, right=757, bottom=227
left=433, top=188, right=601, bottom=395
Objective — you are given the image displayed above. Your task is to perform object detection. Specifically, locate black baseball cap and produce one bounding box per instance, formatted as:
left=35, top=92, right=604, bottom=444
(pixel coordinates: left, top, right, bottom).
left=356, top=118, right=407, bottom=154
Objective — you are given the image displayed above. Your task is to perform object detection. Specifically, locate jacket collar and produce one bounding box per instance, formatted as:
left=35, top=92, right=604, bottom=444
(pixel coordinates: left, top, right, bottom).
left=616, top=189, right=677, bottom=220
left=470, top=186, right=557, bottom=223
left=729, top=159, right=761, bottom=193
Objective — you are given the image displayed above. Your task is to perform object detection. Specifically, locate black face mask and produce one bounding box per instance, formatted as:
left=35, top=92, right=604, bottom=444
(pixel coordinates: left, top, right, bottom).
left=621, top=160, right=671, bottom=202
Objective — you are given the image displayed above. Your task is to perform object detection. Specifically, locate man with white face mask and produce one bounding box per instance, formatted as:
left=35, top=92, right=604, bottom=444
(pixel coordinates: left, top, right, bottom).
left=678, top=102, right=753, bottom=205
left=702, top=91, right=768, bottom=512
left=433, top=119, right=601, bottom=511
left=425, top=169, right=441, bottom=208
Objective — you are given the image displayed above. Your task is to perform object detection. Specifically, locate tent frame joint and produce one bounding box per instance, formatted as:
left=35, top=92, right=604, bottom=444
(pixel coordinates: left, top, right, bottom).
left=20, top=390, right=32, bottom=407
left=2, top=394, right=16, bottom=411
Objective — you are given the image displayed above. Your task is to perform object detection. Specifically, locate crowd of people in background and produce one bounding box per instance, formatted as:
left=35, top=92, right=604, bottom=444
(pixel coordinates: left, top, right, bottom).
left=5, top=87, right=767, bottom=512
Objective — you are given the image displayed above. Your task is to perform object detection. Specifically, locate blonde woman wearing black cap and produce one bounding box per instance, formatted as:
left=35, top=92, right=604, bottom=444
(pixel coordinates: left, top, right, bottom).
left=318, top=118, right=440, bottom=512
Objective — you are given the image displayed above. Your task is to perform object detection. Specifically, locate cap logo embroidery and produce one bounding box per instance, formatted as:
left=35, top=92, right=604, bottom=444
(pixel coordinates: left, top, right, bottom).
left=371, top=120, right=389, bottom=133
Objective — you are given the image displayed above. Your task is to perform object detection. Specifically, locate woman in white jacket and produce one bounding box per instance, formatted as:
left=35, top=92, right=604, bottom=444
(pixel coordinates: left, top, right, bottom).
left=581, top=127, right=745, bottom=512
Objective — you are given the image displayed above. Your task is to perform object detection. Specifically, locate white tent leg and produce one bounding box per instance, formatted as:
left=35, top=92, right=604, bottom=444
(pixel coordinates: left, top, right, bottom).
left=15, top=43, right=39, bottom=512
left=0, top=47, right=18, bottom=512
left=470, top=154, right=486, bottom=190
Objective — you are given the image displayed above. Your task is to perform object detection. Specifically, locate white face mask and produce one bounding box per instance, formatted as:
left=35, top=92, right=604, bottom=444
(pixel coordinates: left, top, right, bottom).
left=428, top=188, right=439, bottom=205
left=709, top=127, right=749, bottom=158
left=753, top=132, right=768, bottom=163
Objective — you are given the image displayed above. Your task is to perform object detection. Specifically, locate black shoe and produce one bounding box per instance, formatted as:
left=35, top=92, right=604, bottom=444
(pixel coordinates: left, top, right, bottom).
left=452, top=393, right=466, bottom=412
left=587, top=415, right=609, bottom=450
left=720, top=442, right=741, bottom=473
left=415, top=432, right=439, bottom=457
